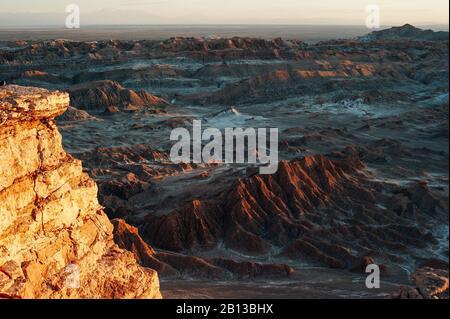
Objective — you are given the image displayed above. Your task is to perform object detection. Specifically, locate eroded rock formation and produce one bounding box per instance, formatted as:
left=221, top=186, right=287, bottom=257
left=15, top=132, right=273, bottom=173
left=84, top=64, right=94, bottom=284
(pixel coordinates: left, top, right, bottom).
left=112, top=218, right=293, bottom=280
left=0, top=85, right=161, bottom=299
left=392, top=267, right=449, bottom=299
left=142, top=155, right=447, bottom=274
left=68, top=80, right=169, bottom=112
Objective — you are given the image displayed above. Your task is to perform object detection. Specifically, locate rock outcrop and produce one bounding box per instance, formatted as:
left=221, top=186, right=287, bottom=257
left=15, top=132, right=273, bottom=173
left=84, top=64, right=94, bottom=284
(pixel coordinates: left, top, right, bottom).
left=68, top=80, right=169, bottom=112
left=392, top=267, right=449, bottom=299
left=57, top=106, right=96, bottom=122
left=0, top=85, right=161, bottom=299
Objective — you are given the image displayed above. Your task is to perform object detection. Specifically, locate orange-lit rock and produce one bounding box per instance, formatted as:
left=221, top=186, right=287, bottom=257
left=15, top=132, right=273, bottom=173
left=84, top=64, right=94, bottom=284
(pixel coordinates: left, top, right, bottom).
left=0, top=85, right=161, bottom=299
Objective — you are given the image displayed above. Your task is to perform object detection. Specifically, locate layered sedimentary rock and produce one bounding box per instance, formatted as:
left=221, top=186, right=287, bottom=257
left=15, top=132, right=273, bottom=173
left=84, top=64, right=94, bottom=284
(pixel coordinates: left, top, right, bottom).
left=0, top=85, right=161, bottom=299
left=184, top=64, right=380, bottom=105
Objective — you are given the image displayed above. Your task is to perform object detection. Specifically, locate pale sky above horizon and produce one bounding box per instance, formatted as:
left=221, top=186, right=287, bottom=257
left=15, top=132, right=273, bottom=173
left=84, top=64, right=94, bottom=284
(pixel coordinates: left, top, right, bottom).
left=0, top=0, right=448, bottom=26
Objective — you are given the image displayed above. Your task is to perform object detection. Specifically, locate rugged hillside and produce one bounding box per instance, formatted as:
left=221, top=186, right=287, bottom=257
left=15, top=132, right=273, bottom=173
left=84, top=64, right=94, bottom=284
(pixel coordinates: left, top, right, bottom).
left=68, top=80, right=169, bottom=112
left=142, top=155, right=448, bottom=273
left=0, top=85, right=161, bottom=299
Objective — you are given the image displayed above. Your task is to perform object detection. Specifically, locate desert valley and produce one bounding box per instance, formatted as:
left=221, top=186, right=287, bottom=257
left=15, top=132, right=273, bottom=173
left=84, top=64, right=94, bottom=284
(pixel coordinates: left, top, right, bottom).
left=0, top=24, right=448, bottom=299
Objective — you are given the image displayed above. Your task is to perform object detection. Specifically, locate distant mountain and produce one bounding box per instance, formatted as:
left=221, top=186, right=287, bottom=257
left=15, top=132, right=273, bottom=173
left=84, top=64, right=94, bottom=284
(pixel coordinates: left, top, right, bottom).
left=359, top=24, right=449, bottom=42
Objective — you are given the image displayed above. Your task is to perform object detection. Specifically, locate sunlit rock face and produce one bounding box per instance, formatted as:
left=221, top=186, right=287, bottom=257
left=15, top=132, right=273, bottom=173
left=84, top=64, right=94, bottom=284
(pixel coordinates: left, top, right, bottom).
left=0, top=85, right=161, bottom=299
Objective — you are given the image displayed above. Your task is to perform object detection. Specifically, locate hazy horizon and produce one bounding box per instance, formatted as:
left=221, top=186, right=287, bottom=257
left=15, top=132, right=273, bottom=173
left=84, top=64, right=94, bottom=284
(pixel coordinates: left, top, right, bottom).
left=0, top=0, right=448, bottom=27
left=1, top=23, right=449, bottom=28
left=1, top=24, right=447, bottom=42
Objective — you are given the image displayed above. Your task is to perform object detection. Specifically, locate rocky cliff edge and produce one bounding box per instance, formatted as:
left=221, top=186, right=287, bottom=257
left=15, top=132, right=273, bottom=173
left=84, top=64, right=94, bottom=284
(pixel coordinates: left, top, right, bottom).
left=0, top=85, right=161, bottom=299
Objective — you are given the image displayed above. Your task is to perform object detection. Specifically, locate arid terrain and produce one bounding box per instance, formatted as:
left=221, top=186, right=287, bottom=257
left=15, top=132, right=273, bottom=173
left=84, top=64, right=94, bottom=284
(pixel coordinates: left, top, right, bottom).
left=1, top=24, right=449, bottom=299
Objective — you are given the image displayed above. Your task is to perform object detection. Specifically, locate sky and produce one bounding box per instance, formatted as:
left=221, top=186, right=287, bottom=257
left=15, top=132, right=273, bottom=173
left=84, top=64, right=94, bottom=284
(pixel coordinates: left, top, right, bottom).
left=0, top=0, right=448, bottom=27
